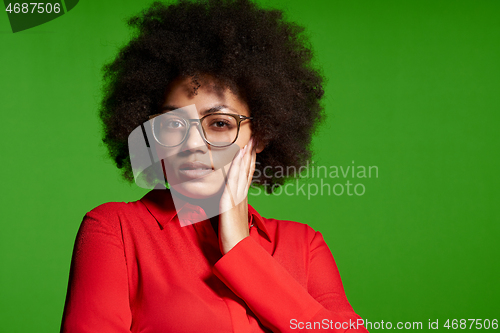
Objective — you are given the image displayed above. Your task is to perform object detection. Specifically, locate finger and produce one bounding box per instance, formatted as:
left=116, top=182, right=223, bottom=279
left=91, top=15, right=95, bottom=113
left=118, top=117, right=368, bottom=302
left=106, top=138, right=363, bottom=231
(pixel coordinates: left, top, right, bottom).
left=225, top=145, right=245, bottom=200
left=234, top=143, right=251, bottom=203
left=238, top=139, right=253, bottom=196
left=245, top=148, right=257, bottom=194
left=236, top=140, right=256, bottom=200
left=244, top=138, right=256, bottom=185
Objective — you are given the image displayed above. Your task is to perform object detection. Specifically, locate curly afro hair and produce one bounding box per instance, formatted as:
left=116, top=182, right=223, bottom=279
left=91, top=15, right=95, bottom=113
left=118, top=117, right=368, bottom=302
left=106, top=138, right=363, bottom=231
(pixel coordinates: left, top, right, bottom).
left=100, top=0, right=325, bottom=192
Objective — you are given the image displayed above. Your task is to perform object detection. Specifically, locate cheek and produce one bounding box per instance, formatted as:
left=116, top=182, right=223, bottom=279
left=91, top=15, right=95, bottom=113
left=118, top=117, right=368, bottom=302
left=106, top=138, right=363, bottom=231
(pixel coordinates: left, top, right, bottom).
left=155, top=145, right=179, bottom=161
left=235, top=128, right=252, bottom=148
left=153, top=146, right=180, bottom=182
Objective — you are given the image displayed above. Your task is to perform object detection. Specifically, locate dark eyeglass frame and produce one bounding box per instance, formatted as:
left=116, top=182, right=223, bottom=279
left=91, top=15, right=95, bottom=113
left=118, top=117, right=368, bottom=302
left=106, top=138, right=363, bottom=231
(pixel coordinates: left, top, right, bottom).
left=148, top=112, right=253, bottom=148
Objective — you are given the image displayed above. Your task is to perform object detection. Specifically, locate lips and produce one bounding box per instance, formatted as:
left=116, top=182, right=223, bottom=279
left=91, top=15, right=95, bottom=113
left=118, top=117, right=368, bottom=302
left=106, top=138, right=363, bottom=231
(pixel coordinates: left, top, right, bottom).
left=178, top=161, right=214, bottom=179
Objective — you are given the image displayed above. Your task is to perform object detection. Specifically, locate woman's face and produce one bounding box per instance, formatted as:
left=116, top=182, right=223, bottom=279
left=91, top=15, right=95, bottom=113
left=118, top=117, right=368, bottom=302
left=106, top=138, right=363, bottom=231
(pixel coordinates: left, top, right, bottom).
left=156, top=76, right=254, bottom=199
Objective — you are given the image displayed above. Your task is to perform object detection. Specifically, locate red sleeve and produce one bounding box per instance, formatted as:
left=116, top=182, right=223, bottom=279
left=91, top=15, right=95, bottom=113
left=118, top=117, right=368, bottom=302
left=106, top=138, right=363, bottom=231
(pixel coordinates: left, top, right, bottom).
left=60, top=205, right=132, bottom=333
left=212, top=232, right=368, bottom=333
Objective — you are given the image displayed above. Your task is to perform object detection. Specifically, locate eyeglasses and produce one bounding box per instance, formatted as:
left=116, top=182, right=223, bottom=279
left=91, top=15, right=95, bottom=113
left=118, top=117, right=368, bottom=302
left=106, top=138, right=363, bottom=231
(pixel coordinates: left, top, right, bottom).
left=149, top=112, right=253, bottom=148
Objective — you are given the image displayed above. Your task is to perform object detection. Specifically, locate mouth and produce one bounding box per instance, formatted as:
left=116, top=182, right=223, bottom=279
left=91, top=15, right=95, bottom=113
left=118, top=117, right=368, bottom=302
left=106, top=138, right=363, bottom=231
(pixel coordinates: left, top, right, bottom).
left=178, top=161, right=214, bottom=179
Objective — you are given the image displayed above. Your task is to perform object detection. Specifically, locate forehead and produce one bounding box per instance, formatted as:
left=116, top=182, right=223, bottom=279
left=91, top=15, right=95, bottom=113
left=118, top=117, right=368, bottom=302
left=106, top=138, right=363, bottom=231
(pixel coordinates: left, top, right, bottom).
left=162, top=76, right=250, bottom=117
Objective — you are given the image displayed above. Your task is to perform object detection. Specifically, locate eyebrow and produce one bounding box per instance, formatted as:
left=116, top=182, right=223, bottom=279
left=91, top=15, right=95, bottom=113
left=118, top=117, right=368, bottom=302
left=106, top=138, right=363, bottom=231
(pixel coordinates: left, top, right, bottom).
left=161, top=104, right=239, bottom=115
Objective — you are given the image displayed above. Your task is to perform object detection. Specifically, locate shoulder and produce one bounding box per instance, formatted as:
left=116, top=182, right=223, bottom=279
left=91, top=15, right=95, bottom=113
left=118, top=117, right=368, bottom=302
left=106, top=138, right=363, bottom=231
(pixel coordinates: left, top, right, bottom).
left=81, top=200, right=148, bottom=231
left=85, top=200, right=142, bottom=219
left=251, top=206, right=320, bottom=246
left=268, top=217, right=317, bottom=235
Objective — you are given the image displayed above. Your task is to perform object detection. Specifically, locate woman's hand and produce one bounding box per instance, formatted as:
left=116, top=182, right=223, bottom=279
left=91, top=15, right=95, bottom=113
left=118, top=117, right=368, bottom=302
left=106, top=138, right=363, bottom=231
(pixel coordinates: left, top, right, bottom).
left=218, top=137, right=257, bottom=254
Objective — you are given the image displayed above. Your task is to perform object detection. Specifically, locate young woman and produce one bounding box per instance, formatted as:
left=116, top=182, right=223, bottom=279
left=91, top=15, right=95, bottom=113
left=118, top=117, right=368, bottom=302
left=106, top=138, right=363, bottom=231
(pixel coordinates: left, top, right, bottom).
left=60, top=0, right=368, bottom=332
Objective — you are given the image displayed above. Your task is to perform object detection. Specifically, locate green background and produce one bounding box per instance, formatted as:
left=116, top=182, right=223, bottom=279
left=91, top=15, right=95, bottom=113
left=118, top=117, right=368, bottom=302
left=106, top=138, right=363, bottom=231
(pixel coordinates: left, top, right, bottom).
left=1, top=0, right=499, bottom=331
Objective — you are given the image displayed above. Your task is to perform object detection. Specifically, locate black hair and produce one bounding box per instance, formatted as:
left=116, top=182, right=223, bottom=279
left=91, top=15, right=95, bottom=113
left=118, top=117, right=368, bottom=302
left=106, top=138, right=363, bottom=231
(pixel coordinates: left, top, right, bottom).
left=100, top=0, right=324, bottom=191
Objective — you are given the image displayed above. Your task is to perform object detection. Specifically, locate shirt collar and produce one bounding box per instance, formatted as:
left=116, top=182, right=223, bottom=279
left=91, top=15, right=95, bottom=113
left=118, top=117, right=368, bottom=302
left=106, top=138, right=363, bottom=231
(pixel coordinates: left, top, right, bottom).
left=139, top=188, right=270, bottom=241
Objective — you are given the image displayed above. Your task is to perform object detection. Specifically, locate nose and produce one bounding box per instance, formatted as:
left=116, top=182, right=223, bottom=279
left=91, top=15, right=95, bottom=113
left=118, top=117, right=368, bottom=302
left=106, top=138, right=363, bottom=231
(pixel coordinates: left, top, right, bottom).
left=180, top=121, right=208, bottom=154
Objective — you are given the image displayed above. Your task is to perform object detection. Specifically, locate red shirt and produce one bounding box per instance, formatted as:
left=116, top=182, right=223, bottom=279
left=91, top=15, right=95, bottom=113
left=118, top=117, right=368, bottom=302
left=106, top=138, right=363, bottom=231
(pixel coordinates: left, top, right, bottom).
left=61, top=189, right=368, bottom=332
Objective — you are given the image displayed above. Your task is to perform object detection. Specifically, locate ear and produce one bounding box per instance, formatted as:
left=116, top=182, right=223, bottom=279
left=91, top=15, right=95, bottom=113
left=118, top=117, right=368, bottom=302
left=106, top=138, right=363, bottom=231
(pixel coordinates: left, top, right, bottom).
left=255, top=140, right=265, bottom=154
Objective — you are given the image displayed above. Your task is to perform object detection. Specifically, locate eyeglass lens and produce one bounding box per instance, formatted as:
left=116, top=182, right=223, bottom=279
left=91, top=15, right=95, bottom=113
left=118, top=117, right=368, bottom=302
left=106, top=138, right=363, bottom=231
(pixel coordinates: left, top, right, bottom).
left=153, top=113, right=239, bottom=147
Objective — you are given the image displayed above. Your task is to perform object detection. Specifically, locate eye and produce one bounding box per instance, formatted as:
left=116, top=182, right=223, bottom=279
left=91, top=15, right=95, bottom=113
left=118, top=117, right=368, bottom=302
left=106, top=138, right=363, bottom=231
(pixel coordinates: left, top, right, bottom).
left=204, top=114, right=237, bottom=132
left=165, top=120, right=184, bottom=129
left=158, top=115, right=186, bottom=130
left=212, top=120, right=230, bottom=128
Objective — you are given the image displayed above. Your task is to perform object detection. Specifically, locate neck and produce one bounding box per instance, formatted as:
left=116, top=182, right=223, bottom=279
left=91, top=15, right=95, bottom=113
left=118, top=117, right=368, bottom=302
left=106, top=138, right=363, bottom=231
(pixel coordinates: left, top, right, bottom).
left=209, top=215, right=219, bottom=236
left=169, top=187, right=223, bottom=218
